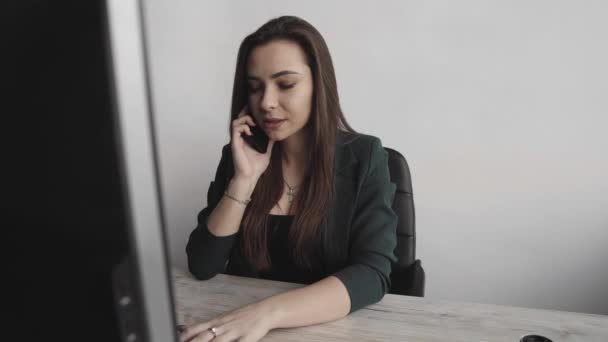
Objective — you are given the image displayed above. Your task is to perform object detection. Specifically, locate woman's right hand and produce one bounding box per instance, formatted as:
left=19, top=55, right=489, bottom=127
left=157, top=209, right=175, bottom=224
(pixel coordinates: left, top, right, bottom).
left=230, top=105, right=275, bottom=183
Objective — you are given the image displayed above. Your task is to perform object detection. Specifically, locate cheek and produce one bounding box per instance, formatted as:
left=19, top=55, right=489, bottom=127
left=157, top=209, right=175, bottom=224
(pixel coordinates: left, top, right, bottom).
left=248, top=96, right=260, bottom=114
left=287, top=90, right=313, bottom=115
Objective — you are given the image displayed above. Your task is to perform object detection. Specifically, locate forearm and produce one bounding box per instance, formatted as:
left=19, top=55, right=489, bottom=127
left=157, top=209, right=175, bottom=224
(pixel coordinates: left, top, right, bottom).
left=207, top=177, right=256, bottom=236
left=187, top=177, right=257, bottom=279
left=260, top=275, right=351, bottom=329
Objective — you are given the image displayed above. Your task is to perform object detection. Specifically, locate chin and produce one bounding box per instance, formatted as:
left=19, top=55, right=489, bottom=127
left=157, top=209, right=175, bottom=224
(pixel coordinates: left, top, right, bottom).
left=266, top=130, right=288, bottom=141
left=269, top=133, right=287, bottom=141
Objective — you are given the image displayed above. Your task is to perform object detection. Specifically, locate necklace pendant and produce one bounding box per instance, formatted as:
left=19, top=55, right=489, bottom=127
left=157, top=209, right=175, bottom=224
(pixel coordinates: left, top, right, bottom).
left=287, top=189, right=295, bottom=203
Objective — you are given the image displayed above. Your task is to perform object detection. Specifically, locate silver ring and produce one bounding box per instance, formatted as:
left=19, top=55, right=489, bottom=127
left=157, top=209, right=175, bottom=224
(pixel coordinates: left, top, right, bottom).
left=208, top=327, right=218, bottom=338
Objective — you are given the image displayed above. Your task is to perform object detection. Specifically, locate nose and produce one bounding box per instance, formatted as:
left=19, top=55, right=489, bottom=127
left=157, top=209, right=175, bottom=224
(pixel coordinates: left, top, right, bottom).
left=260, top=86, right=278, bottom=112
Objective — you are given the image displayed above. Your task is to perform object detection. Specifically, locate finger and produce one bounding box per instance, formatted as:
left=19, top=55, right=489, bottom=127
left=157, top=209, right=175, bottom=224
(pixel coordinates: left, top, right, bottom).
left=179, top=321, right=218, bottom=342
left=232, top=124, right=252, bottom=138
left=212, top=330, right=239, bottom=342
left=232, top=115, right=256, bottom=127
left=181, top=329, right=212, bottom=342
left=187, top=331, right=214, bottom=342
left=237, top=105, right=250, bottom=118
left=242, top=124, right=253, bottom=136
left=196, top=324, right=233, bottom=342
left=232, top=116, right=247, bottom=127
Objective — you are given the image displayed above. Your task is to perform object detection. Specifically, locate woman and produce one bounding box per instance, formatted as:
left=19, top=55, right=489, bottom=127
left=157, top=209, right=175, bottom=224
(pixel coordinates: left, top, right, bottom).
left=181, top=15, right=398, bottom=342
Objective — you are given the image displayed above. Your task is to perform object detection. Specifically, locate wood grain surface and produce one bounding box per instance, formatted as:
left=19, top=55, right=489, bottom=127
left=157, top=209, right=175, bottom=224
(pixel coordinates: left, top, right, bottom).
left=173, top=268, right=608, bottom=341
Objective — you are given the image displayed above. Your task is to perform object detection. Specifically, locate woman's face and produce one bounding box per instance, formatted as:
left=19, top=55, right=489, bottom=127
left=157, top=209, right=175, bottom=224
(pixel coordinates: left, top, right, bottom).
left=246, top=39, right=314, bottom=142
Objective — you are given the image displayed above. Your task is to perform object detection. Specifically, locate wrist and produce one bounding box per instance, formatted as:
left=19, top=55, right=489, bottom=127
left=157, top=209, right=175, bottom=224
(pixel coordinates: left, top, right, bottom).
left=255, top=299, right=283, bottom=330
left=228, top=176, right=257, bottom=199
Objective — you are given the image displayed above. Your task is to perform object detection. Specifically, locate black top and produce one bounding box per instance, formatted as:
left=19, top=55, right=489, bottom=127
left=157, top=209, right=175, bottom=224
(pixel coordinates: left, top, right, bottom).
left=257, top=214, right=325, bottom=284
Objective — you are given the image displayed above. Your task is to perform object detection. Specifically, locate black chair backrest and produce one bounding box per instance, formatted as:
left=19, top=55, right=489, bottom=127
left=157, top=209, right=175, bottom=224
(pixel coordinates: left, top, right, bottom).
left=385, top=147, right=425, bottom=296
left=385, top=147, right=416, bottom=269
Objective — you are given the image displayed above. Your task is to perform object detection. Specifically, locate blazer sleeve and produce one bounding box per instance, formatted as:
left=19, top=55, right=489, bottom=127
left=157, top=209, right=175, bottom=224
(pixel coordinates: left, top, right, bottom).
left=186, top=144, right=238, bottom=280
left=331, top=137, right=398, bottom=314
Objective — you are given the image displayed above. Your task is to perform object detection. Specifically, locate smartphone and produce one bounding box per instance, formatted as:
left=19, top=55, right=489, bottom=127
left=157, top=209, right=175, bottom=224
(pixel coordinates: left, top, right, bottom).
left=242, top=116, right=269, bottom=153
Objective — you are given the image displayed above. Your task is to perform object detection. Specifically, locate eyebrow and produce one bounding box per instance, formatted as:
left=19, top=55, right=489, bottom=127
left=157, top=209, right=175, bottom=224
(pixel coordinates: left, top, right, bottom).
left=247, top=70, right=301, bottom=81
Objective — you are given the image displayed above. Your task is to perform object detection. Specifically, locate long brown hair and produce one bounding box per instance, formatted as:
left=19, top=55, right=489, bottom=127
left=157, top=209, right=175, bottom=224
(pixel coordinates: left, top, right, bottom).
left=229, top=16, right=355, bottom=272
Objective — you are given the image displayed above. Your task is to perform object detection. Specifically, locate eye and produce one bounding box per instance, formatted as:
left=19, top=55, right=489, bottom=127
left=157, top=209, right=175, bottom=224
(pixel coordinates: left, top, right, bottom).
left=279, top=83, right=295, bottom=90
left=248, top=84, right=262, bottom=93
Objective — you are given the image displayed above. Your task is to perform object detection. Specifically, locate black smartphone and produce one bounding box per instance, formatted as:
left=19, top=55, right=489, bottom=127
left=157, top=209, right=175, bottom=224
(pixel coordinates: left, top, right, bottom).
left=242, top=116, right=269, bottom=153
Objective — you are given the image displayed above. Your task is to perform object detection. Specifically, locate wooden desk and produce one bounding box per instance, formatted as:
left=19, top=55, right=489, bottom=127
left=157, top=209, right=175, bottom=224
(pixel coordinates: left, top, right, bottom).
left=173, top=269, right=608, bottom=341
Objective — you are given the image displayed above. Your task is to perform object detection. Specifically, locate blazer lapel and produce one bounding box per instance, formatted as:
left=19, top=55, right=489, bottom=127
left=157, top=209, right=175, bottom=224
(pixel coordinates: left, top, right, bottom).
left=335, top=131, right=356, bottom=176
left=324, top=131, right=359, bottom=270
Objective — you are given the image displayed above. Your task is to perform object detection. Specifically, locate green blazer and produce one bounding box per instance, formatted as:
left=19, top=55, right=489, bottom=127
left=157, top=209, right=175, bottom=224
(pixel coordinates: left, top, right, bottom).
left=186, top=130, right=398, bottom=313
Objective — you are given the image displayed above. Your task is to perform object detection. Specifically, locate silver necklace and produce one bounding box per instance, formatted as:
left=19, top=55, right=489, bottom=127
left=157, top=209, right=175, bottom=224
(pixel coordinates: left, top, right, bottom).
left=284, top=178, right=298, bottom=204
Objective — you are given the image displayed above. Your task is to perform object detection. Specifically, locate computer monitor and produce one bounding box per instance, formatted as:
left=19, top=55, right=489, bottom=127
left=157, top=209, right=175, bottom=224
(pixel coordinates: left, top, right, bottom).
left=6, top=1, right=178, bottom=341
left=106, top=0, right=177, bottom=341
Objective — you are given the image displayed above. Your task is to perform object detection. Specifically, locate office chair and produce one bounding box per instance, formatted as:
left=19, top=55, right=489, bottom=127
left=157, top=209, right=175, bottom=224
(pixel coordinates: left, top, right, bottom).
left=385, top=147, right=425, bottom=297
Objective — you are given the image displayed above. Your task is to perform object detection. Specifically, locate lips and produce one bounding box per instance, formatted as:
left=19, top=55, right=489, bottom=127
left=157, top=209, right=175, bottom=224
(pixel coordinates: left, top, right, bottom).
left=263, top=118, right=285, bottom=123
left=263, top=118, right=286, bottom=130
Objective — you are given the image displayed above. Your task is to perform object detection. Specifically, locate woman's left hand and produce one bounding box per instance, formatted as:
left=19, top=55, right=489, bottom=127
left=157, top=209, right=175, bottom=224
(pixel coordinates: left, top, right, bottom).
left=179, top=302, right=277, bottom=342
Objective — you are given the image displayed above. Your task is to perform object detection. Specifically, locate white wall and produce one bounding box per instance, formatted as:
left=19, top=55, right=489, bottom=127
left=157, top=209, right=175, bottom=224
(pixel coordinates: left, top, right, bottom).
left=143, top=0, right=608, bottom=315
